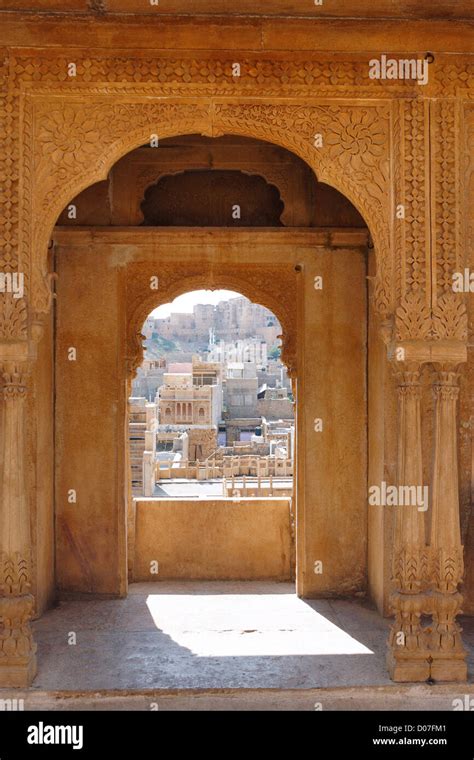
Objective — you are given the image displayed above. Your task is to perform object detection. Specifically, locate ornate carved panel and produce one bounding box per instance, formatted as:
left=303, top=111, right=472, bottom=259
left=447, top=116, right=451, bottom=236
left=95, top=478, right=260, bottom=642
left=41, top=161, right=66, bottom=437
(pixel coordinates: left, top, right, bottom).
left=431, top=100, right=459, bottom=300
left=464, top=104, right=474, bottom=336
left=0, top=58, right=24, bottom=338
left=395, top=292, right=467, bottom=342
left=11, top=53, right=422, bottom=98
left=0, top=50, right=472, bottom=340
left=26, top=97, right=391, bottom=323
left=213, top=103, right=391, bottom=311
left=397, top=100, right=430, bottom=300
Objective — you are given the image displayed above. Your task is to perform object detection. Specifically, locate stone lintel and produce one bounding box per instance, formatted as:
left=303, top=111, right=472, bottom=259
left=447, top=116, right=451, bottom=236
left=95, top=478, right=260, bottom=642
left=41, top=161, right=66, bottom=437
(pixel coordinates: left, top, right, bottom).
left=52, top=226, right=370, bottom=249
left=387, top=340, right=468, bottom=366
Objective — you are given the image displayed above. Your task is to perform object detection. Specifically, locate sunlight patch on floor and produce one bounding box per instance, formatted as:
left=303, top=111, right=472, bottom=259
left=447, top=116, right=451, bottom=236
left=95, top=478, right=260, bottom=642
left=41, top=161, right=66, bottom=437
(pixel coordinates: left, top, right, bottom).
left=146, top=593, right=374, bottom=656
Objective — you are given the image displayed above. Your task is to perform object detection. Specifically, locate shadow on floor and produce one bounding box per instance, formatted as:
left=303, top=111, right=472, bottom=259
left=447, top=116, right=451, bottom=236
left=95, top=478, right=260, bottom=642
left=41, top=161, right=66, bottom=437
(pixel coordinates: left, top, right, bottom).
left=31, top=581, right=473, bottom=692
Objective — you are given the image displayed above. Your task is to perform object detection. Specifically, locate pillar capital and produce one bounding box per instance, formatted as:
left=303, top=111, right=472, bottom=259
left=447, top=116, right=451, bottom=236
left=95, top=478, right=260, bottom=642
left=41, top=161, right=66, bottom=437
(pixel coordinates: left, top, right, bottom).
left=431, top=363, right=462, bottom=396
left=391, top=362, right=424, bottom=395
left=0, top=361, right=30, bottom=399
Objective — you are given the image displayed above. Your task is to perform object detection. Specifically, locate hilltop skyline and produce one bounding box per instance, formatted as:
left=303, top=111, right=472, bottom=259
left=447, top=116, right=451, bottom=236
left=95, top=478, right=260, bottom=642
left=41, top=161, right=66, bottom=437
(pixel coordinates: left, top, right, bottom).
left=151, top=290, right=243, bottom=320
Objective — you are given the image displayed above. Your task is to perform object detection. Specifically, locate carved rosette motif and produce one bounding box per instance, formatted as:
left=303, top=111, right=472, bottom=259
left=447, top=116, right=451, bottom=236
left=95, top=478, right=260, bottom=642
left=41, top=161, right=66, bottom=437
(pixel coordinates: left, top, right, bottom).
left=214, top=103, right=392, bottom=318
left=29, top=101, right=212, bottom=311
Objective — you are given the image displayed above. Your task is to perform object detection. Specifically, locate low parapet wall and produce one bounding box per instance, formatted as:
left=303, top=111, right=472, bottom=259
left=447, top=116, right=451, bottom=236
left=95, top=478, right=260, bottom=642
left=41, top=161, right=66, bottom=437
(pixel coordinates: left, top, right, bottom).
left=133, top=498, right=293, bottom=581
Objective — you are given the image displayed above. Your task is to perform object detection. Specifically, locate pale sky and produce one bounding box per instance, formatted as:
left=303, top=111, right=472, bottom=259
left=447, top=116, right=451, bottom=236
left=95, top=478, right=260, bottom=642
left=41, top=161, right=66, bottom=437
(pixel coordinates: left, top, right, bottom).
left=151, top=290, right=242, bottom=319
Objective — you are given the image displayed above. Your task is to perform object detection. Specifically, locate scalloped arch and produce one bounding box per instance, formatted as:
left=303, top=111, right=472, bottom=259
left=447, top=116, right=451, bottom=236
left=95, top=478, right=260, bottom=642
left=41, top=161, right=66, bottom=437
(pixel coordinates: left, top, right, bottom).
left=138, top=166, right=288, bottom=226
left=125, top=272, right=296, bottom=383
left=33, top=101, right=390, bottom=315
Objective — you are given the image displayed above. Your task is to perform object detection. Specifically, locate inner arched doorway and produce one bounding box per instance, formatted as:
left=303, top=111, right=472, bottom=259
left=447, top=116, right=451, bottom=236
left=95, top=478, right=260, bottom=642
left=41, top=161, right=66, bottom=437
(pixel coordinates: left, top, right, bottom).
left=128, top=288, right=295, bottom=581
left=48, top=135, right=374, bottom=605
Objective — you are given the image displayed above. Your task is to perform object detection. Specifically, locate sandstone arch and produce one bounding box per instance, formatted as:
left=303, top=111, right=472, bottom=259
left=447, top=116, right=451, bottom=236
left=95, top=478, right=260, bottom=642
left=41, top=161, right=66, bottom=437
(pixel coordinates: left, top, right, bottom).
left=0, top=27, right=470, bottom=690
left=27, top=103, right=388, bottom=318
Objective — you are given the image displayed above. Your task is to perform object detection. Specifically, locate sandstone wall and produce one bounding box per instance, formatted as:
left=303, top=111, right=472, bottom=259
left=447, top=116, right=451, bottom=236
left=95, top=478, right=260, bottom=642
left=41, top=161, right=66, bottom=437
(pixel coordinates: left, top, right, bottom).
left=132, top=498, right=292, bottom=580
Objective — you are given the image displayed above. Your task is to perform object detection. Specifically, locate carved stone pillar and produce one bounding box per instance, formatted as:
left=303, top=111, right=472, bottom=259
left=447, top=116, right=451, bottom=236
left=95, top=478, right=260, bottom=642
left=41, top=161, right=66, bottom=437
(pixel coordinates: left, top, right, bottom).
left=387, top=365, right=430, bottom=681
left=0, top=361, right=37, bottom=686
left=428, top=365, right=467, bottom=681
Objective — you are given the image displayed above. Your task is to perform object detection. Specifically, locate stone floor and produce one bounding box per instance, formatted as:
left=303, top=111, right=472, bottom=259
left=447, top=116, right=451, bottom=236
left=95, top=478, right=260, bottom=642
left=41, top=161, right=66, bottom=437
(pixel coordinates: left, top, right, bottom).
left=12, top=581, right=474, bottom=709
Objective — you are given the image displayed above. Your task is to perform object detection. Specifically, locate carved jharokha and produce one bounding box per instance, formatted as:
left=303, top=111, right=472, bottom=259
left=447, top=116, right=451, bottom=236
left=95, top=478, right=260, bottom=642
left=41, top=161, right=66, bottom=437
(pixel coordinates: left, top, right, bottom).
left=0, top=361, right=37, bottom=686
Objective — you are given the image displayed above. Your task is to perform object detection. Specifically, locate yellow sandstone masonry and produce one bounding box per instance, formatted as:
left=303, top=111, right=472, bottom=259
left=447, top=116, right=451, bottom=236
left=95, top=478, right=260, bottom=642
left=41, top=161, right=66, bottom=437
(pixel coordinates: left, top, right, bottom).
left=0, top=3, right=472, bottom=687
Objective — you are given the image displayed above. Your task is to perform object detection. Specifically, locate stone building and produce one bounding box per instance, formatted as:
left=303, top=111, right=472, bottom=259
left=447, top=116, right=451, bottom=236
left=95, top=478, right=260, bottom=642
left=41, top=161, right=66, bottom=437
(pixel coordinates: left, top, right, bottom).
left=0, top=1, right=473, bottom=692
left=157, top=372, right=222, bottom=428
left=257, top=386, right=294, bottom=421
left=208, top=338, right=268, bottom=368
left=225, top=362, right=259, bottom=419
left=151, top=295, right=279, bottom=347
left=192, top=357, right=222, bottom=388
left=131, top=357, right=166, bottom=400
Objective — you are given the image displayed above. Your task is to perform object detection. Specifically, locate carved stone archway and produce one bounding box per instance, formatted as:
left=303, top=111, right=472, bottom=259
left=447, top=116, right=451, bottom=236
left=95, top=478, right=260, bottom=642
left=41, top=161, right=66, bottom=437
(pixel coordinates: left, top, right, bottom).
left=1, top=44, right=470, bottom=688
left=25, top=100, right=391, bottom=321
